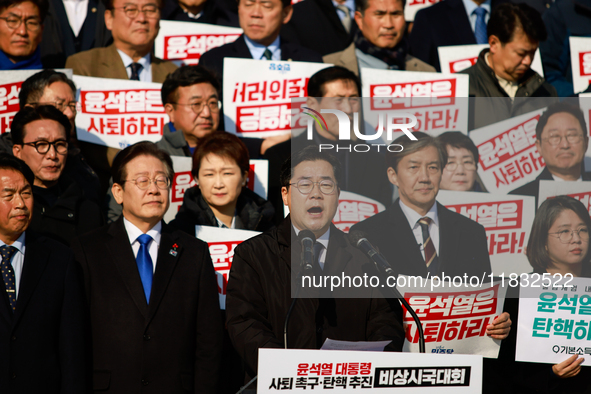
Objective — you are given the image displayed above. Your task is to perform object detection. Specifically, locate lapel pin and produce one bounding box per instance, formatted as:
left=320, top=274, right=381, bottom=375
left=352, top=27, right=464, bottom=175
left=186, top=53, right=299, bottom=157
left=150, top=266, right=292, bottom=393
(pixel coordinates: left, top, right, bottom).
left=169, top=243, right=179, bottom=256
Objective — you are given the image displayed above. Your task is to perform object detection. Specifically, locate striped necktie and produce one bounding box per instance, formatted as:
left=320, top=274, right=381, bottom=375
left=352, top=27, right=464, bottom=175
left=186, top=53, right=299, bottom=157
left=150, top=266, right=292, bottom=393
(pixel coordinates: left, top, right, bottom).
left=418, top=217, right=440, bottom=275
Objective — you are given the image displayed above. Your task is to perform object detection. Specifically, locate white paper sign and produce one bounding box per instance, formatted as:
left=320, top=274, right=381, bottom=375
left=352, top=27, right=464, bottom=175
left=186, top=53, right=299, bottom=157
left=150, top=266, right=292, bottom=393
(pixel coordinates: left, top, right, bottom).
left=332, top=191, right=385, bottom=233
left=437, top=190, right=535, bottom=275
left=223, top=58, right=331, bottom=138
left=516, top=275, right=591, bottom=366
left=0, top=69, right=73, bottom=133
left=360, top=69, right=469, bottom=144
left=538, top=180, right=591, bottom=211
left=396, top=275, right=507, bottom=358
left=438, top=45, right=544, bottom=77
left=73, top=76, right=167, bottom=149
left=154, top=21, right=242, bottom=66
left=404, top=0, right=442, bottom=22
left=569, top=37, right=591, bottom=94
left=470, top=108, right=546, bottom=194
left=258, top=348, right=483, bottom=393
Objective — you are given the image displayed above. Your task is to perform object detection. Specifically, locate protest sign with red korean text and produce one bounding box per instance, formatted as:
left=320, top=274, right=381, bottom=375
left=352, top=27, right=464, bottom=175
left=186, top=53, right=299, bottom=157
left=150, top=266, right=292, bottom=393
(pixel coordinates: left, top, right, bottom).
left=223, top=58, right=331, bottom=138
left=195, top=226, right=261, bottom=309
left=569, top=37, right=591, bottom=94
left=74, top=76, right=167, bottom=149
left=0, top=69, right=73, bottom=133
left=538, top=180, right=591, bottom=212
left=154, top=21, right=242, bottom=66
left=404, top=0, right=441, bottom=22
left=397, top=276, right=508, bottom=358
left=360, top=69, right=469, bottom=144
left=516, top=276, right=591, bottom=366
left=332, top=191, right=385, bottom=233
left=436, top=190, right=535, bottom=275
left=471, top=108, right=546, bottom=193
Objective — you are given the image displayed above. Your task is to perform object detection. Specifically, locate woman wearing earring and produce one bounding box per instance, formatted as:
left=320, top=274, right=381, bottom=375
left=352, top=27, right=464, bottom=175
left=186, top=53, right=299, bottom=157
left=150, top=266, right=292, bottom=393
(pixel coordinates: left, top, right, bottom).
left=170, top=132, right=275, bottom=233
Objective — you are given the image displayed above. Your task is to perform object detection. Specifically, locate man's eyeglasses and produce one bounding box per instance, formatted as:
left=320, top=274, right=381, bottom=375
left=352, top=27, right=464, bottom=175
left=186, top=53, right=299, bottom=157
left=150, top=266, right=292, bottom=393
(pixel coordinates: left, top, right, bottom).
left=171, top=99, right=221, bottom=114
left=548, top=228, right=590, bottom=244
left=23, top=140, right=68, bottom=155
left=123, top=176, right=170, bottom=190
left=290, top=179, right=336, bottom=195
left=113, top=5, right=159, bottom=18
left=542, top=133, right=585, bottom=146
left=30, top=101, right=79, bottom=113
left=445, top=161, right=477, bottom=172
left=0, top=16, right=42, bottom=32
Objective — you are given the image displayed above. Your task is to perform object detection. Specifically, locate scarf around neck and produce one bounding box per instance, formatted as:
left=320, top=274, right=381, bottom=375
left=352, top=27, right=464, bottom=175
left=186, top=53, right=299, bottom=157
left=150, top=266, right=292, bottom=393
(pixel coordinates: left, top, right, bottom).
left=0, top=47, right=42, bottom=70
left=354, top=29, right=408, bottom=70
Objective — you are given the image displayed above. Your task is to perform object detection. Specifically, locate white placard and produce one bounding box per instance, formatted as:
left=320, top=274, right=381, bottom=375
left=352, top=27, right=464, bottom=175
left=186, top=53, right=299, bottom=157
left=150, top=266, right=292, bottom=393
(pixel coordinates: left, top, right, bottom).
left=396, top=275, right=507, bottom=358
left=437, top=190, right=535, bottom=275
left=154, top=21, right=242, bottom=66
left=0, top=69, right=73, bottom=133
left=258, top=348, right=483, bottom=393
left=516, top=275, right=591, bottom=365
left=195, top=226, right=261, bottom=309
left=538, top=180, right=591, bottom=210
left=223, top=58, right=331, bottom=138
left=332, top=191, right=385, bottom=233
left=438, top=45, right=544, bottom=77
left=73, top=76, right=167, bottom=149
left=569, top=37, right=591, bottom=94
left=470, top=108, right=546, bottom=194
left=404, top=0, right=442, bottom=22
left=360, top=69, right=470, bottom=144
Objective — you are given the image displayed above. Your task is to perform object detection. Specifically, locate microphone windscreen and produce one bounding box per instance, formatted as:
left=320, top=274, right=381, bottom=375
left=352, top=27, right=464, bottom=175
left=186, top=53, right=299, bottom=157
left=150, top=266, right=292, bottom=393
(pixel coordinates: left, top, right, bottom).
left=298, top=229, right=316, bottom=243
left=347, top=230, right=366, bottom=247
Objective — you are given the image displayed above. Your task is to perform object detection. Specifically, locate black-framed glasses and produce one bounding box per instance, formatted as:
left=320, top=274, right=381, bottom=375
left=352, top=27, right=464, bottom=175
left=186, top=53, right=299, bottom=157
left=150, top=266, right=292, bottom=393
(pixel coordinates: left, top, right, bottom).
left=123, top=176, right=170, bottom=190
left=548, top=228, right=590, bottom=244
left=113, top=5, right=159, bottom=18
left=542, top=133, right=585, bottom=146
left=290, top=179, right=336, bottom=195
left=172, top=99, right=221, bottom=114
left=30, top=101, right=79, bottom=113
left=0, top=16, right=42, bottom=32
left=23, top=140, right=68, bottom=155
left=445, top=161, right=477, bottom=171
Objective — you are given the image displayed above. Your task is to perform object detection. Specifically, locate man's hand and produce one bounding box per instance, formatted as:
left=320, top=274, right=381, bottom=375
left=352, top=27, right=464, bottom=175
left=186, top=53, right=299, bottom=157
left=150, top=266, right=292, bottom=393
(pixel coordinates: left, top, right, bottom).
left=260, top=134, right=291, bottom=155
left=486, top=312, right=511, bottom=339
left=552, top=355, right=584, bottom=378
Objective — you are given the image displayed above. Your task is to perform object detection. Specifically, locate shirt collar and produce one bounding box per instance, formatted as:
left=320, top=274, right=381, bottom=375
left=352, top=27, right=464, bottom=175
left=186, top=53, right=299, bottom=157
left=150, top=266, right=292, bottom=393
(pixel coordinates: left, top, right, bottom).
left=123, top=217, right=162, bottom=246
left=463, top=0, right=491, bottom=16
left=117, top=49, right=151, bottom=70
left=0, top=232, right=25, bottom=253
left=398, top=199, right=439, bottom=229
left=332, top=0, right=355, bottom=15
left=244, top=35, right=280, bottom=60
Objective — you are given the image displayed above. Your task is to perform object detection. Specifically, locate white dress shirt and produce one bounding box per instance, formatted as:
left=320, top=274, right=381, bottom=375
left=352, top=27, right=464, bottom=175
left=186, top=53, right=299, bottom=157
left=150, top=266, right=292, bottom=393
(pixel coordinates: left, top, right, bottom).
left=124, top=218, right=162, bottom=273
left=0, top=232, right=25, bottom=298
left=244, top=35, right=281, bottom=61
left=462, top=0, right=491, bottom=33
left=398, top=199, right=440, bottom=260
left=117, top=49, right=153, bottom=83
left=63, top=0, right=89, bottom=37
left=293, top=226, right=330, bottom=270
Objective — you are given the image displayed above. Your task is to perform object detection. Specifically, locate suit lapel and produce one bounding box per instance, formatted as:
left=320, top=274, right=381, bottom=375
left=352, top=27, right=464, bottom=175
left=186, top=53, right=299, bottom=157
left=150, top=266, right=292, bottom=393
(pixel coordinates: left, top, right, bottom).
left=324, top=227, right=352, bottom=277
left=102, top=44, right=129, bottom=79
left=437, top=203, right=459, bottom=274
left=234, top=35, right=254, bottom=58
left=317, top=0, right=349, bottom=36
left=388, top=202, right=428, bottom=276
left=446, top=0, right=476, bottom=44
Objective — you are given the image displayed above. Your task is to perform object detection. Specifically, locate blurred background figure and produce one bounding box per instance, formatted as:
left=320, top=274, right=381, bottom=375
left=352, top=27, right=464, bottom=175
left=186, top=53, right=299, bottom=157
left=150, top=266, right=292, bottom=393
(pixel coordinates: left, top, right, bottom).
left=437, top=131, right=486, bottom=192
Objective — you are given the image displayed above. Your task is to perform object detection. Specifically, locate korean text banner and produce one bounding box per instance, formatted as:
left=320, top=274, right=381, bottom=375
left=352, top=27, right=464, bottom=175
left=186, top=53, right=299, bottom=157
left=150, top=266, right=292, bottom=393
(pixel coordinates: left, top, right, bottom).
left=73, top=76, right=167, bottom=149
left=438, top=44, right=544, bottom=77
left=223, top=58, right=331, bottom=138
left=436, top=190, right=535, bottom=275
left=470, top=108, right=546, bottom=194
left=516, top=276, right=591, bottom=366
left=195, top=226, right=261, bottom=310
left=538, top=180, right=591, bottom=211
left=332, top=191, right=385, bottom=233
left=396, top=276, right=507, bottom=358
left=258, top=348, right=483, bottom=393
left=360, top=69, right=469, bottom=144
left=404, top=0, right=441, bottom=22
left=154, top=21, right=242, bottom=66
left=569, top=37, right=591, bottom=95
left=0, top=69, right=73, bottom=133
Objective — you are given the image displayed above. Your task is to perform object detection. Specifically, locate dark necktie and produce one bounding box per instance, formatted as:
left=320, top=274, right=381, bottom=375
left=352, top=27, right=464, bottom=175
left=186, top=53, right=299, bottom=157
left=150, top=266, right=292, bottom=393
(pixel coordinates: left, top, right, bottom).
left=473, top=7, right=488, bottom=44
left=136, top=234, right=153, bottom=303
left=129, top=62, right=143, bottom=81
left=262, top=48, right=273, bottom=60
left=336, top=4, right=351, bottom=33
left=314, top=242, right=325, bottom=270
left=418, top=217, right=440, bottom=275
left=1, top=245, right=18, bottom=312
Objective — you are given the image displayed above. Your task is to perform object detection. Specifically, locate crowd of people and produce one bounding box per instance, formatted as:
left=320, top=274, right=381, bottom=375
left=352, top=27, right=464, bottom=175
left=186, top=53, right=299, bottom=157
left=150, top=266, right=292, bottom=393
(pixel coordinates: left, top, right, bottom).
left=0, top=0, right=590, bottom=391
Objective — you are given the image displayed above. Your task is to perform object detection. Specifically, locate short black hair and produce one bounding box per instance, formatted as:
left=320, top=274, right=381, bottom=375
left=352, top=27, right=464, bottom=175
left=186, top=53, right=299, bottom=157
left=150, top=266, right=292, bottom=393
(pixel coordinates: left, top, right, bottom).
left=18, top=69, right=76, bottom=108
left=103, top=0, right=163, bottom=10
left=535, top=102, right=588, bottom=140
left=0, top=0, right=49, bottom=20
left=280, top=145, right=342, bottom=188
left=527, top=195, right=591, bottom=272
left=487, top=2, right=546, bottom=44
left=11, top=105, right=71, bottom=145
left=0, top=153, right=34, bottom=186
left=112, top=141, right=174, bottom=187
left=386, top=132, right=447, bottom=172
left=307, top=66, right=361, bottom=98
left=161, top=65, right=220, bottom=105
left=236, top=0, right=291, bottom=8
left=436, top=131, right=479, bottom=167
left=355, top=0, right=405, bottom=13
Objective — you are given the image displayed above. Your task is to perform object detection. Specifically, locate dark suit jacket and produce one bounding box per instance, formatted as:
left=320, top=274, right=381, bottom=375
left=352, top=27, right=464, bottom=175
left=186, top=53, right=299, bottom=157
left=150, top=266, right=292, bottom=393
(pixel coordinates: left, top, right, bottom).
left=0, top=231, right=88, bottom=394
left=350, top=199, right=492, bottom=278
left=71, top=218, right=223, bottom=394
left=226, top=217, right=405, bottom=378
left=281, top=0, right=357, bottom=56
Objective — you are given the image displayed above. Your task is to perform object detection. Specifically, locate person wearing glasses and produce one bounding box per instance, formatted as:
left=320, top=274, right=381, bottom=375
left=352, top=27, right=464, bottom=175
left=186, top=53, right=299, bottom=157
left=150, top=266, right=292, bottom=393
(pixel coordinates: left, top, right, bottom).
left=10, top=105, right=104, bottom=246
left=437, top=131, right=486, bottom=192
left=510, top=103, right=591, bottom=207
left=71, top=141, right=223, bottom=394
left=0, top=0, right=46, bottom=69
left=226, top=146, right=404, bottom=383
left=65, top=0, right=177, bottom=82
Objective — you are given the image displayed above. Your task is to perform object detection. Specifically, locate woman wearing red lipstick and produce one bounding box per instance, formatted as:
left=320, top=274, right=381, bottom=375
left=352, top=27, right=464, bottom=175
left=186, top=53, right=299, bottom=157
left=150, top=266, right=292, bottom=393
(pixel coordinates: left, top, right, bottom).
left=170, top=131, right=275, bottom=233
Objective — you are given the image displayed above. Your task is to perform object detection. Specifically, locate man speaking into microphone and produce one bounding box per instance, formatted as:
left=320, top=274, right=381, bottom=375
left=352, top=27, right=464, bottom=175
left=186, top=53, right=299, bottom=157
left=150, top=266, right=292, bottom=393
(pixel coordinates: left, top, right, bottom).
left=226, top=146, right=404, bottom=381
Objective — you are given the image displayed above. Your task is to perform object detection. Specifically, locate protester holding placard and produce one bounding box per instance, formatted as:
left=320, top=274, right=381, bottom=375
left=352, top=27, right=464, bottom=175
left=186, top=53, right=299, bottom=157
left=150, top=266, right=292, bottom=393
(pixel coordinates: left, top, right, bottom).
left=323, top=0, right=435, bottom=76
left=170, top=131, right=274, bottom=233
left=437, top=131, right=486, bottom=192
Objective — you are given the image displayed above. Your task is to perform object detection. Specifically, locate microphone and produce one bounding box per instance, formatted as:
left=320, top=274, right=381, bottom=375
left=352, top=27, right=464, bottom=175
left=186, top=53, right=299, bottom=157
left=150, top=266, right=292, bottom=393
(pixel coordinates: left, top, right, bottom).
left=298, top=230, right=316, bottom=273
left=348, top=230, right=395, bottom=277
